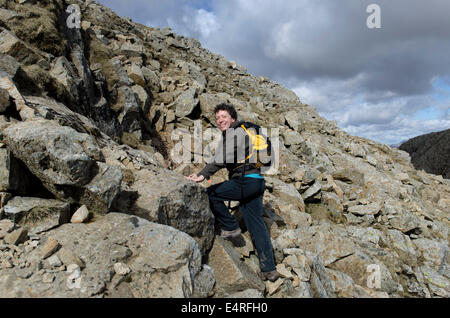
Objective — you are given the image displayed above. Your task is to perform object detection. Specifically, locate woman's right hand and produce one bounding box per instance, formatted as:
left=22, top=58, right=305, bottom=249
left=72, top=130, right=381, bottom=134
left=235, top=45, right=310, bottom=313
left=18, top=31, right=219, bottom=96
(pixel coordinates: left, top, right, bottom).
left=185, top=174, right=205, bottom=183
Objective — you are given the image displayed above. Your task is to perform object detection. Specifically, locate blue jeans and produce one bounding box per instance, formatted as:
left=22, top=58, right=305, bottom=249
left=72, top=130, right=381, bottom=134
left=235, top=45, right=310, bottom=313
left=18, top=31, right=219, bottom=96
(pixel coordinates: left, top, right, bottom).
left=207, top=178, right=276, bottom=272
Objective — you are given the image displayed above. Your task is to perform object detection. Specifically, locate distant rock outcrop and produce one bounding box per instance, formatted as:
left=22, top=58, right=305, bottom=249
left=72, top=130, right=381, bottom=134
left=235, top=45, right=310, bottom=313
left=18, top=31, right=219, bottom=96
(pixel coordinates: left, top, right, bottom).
left=400, top=129, right=450, bottom=179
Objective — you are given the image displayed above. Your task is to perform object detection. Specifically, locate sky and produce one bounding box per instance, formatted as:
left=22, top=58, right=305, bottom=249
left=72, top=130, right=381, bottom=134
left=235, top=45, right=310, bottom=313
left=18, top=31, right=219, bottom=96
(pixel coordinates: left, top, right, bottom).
left=97, top=0, right=450, bottom=145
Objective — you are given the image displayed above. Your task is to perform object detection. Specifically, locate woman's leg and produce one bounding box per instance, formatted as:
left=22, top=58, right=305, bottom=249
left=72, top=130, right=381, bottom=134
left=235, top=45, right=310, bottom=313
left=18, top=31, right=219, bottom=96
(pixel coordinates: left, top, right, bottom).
left=207, top=179, right=242, bottom=231
left=240, top=180, right=276, bottom=272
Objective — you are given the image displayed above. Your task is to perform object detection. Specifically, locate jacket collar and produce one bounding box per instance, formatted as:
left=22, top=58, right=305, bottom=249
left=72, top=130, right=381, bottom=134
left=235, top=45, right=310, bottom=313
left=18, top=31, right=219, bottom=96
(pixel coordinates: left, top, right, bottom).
left=230, top=120, right=244, bottom=129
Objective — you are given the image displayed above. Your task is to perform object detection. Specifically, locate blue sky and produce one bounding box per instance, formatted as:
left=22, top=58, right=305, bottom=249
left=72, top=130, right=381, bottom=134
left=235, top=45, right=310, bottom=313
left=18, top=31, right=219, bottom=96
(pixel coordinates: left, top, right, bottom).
left=97, top=0, right=450, bottom=145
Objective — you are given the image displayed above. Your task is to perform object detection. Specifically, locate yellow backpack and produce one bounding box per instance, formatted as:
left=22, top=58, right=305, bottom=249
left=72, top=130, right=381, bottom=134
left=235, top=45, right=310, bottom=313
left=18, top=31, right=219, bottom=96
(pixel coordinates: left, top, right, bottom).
left=238, top=122, right=272, bottom=168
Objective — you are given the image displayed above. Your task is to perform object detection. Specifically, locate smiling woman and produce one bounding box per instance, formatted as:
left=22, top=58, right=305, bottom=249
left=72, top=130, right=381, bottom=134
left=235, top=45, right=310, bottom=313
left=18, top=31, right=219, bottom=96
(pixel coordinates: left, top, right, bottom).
left=214, top=103, right=237, bottom=132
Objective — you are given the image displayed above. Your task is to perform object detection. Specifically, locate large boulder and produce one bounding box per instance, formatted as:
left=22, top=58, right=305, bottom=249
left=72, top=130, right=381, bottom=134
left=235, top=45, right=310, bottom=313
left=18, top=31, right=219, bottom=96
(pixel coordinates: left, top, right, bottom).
left=125, top=168, right=215, bottom=255
left=0, top=213, right=214, bottom=298
left=3, top=118, right=100, bottom=186
left=3, top=119, right=122, bottom=214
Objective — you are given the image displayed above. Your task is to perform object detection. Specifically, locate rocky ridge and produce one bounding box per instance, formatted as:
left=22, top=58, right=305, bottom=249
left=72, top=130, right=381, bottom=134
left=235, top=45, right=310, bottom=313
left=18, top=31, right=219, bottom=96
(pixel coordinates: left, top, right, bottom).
left=0, top=0, right=449, bottom=298
left=399, top=128, right=450, bottom=180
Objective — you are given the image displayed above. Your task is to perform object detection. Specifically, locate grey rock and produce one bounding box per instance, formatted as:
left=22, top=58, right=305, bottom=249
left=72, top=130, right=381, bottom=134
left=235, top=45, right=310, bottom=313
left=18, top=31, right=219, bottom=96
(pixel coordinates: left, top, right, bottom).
left=41, top=237, right=61, bottom=259
left=16, top=268, right=33, bottom=280
left=266, top=177, right=305, bottom=212
left=115, top=86, right=143, bottom=134
left=420, top=265, right=449, bottom=297
left=326, top=268, right=364, bottom=298
left=113, top=262, right=131, bottom=276
left=0, top=219, right=15, bottom=239
left=127, top=168, right=214, bottom=254
left=0, top=77, right=35, bottom=120
left=348, top=202, right=381, bottom=216
left=207, top=237, right=265, bottom=297
left=388, top=213, right=422, bottom=234
left=0, top=53, right=21, bottom=80
left=193, top=264, right=215, bottom=298
left=329, top=250, right=398, bottom=295
left=49, top=56, right=78, bottom=101
left=0, top=8, right=24, bottom=22
left=41, top=272, right=55, bottom=283
left=0, top=29, right=42, bottom=65
left=120, top=42, right=144, bottom=58
left=3, top=197, right=70, bottom=234
left=47, top=255, right=62, bottom=267
left=283, top=130, right=304, bottom=146
left=175, top=87, right=199, bottom=118
left=321, top=191, right=344, bottom=213
left=413, top=238, right=448, bottom=267
left=125, top=63, right=146, bottom=87
left=23, top=95, right=103, bottom=138
left=140, top=66, right=160, bottom=92
left=3, top=119, right=101, bottom=187
left=56, top=248, right=85, bottom=269
left=332, top=168, right=366, bottom=186
left=347, top=226, right=383, bottom=246
left=385, top=229, right=417, bottom=259
left=0, top=148, right=30, bottom=194
left=70, top=205, right=90, bottom=224
left=4, top=227, right=28, bottom=245
left=284, top=110, right=301, bottom=131
left=108, top=58, right=132, bottom=87
left=131, top=85, right=149, bottom=114
left=0, top=87, right=10, bottom=112
left=297, top=225, right=357, bottom=267
left=346, top=143, right=366, bottom=158
left=79, top=162, right=123, bottom=214
left=3, top=119, right=121, bottom=214
left=301, top=181, right=322, bottom=201
left=310, top=255, right=336, bottom=298
left=176, top=60, right=207, bottom=90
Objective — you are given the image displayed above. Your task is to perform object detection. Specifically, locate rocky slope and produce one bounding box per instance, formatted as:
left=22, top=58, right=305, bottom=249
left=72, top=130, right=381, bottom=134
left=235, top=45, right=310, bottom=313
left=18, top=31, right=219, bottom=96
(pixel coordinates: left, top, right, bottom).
left=399, top=129, right=450, bottom=179
left=0, top=0, right=449, bottom=298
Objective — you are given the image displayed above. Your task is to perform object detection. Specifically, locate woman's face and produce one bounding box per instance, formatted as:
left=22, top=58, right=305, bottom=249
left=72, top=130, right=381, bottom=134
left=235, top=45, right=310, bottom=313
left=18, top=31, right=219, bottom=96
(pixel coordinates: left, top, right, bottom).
left=215, top=110, right=236, bottom=132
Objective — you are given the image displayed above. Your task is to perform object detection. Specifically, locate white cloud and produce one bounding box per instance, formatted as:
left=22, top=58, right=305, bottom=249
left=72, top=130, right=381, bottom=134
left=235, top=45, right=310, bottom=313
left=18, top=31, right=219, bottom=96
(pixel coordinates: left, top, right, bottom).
left=192, top=9, right=220, bottom=38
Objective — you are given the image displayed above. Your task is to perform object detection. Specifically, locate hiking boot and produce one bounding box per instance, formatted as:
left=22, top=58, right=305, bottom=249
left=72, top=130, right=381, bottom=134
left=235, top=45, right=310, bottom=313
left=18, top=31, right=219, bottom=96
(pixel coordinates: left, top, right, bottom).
left=258, top=270, right=280, bottom=282
left=220, top=228, right=242, bottom=239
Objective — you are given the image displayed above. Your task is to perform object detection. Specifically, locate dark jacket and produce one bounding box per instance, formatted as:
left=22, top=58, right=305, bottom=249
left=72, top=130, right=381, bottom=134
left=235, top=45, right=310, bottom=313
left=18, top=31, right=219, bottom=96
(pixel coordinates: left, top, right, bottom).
left=199, top=120, right=261, bottom=180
